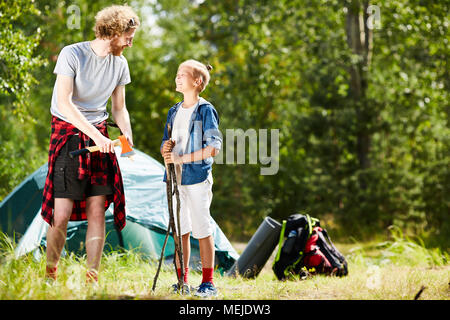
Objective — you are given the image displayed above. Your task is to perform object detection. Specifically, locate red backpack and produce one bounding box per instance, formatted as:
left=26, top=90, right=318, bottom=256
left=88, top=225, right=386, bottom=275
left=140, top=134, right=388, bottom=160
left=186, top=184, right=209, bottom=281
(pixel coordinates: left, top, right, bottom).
left=273, top=214, right=348, bottom=280
left=303, top=226, right=333, bottom=274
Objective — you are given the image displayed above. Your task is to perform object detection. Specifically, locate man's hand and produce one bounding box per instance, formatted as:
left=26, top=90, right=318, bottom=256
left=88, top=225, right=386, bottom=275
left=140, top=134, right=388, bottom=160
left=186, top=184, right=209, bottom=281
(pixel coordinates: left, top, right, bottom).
left=163, top=151, right=183, bottom=165
left=123, top=132, right=134, bottom=147
left=93, top=135, right=116, bottom=153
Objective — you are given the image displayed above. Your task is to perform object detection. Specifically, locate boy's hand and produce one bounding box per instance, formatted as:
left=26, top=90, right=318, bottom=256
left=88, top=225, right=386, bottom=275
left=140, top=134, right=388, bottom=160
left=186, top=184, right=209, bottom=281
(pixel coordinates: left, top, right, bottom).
left=164, top=151, right=184, bottom=165
left=162, top=140, right=175, bottom=155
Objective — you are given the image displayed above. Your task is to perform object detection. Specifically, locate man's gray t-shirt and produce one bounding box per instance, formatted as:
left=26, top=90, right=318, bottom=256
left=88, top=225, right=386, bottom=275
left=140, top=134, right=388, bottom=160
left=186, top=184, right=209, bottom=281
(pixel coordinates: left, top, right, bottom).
left=50, top=41, right=131, bottom=124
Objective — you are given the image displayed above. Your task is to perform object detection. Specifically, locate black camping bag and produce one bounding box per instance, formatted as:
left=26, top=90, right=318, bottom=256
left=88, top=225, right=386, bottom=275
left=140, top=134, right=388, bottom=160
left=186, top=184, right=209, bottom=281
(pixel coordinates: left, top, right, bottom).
left=315, top=228, right=348, bottom=277
left=272, top=213, right=348, bottom=280
left=272, top=214, right=318, bottom=280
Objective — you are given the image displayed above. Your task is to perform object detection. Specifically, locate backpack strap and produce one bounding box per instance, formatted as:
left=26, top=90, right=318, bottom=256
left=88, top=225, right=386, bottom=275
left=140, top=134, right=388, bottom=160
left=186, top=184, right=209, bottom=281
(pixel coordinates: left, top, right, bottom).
left=273, top=220, right=287, bottom=264
left=306, top=214, right=320, bottom=236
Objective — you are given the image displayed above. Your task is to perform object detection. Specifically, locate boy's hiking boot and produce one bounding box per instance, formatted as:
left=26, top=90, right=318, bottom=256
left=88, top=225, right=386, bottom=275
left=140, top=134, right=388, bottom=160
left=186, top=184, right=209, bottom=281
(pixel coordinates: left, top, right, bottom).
left=171, top=282, right=191, bottom=295
left=195, top=281, right=218, bottom=298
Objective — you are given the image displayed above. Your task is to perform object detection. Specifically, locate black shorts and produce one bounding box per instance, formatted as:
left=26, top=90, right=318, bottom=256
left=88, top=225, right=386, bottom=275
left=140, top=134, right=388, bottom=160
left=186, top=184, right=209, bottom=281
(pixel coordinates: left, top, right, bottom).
left=53, top=135, right=113, bottom=200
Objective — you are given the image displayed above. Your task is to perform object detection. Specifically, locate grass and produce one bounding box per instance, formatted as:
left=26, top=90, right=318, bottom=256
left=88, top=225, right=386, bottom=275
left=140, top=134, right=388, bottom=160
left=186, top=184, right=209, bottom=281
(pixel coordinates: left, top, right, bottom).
left=0, top=229, right=448, bottom=300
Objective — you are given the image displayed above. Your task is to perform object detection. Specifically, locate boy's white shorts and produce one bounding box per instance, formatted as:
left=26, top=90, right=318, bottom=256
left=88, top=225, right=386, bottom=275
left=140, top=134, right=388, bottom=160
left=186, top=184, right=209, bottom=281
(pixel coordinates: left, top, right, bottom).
left=172, top=175, right=213, bottom=239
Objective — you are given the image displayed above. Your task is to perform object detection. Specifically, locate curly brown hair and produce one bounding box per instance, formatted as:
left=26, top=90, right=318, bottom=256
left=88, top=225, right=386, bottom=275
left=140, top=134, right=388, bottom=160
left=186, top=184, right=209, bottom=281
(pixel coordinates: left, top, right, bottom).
left=94, top=5, right=140, bottom=39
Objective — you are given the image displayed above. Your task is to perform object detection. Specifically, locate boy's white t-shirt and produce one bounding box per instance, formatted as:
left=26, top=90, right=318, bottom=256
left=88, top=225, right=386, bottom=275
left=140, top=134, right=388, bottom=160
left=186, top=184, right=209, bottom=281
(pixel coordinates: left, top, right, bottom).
left=172, top=102, right=197, bottom=156
left=172, top=102, right=197, bottom=184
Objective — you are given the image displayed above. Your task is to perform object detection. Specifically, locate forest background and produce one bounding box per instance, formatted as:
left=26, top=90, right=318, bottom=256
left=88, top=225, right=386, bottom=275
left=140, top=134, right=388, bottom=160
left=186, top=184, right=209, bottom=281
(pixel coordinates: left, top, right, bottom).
left=0, top=0, right=448, bottom=249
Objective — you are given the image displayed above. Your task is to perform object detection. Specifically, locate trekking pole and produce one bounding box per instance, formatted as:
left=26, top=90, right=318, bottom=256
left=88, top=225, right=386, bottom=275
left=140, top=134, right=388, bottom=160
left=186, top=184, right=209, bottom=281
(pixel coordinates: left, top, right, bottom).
left=152, top=170, right=184, bottom=293
left=151, top=226, right=170, bottom=291
left=166, top=144, right=184, bottom=290
left=152, top=125, right=184, bottom=293
left=167, top=125, right=184, bottom=292
left=151, top=156, right=174, bottom=292
left=151, top=211, right=171, bottom=292
left=170, top=161, right=184, bottom=291
left=167, top=163, right=184, bottom=292
left=163, top=124, right=185, bottom=293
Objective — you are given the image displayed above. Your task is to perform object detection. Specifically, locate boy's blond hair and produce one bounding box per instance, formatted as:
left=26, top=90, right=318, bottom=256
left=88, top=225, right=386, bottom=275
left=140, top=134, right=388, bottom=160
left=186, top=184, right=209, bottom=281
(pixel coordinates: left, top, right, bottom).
left=179, top=60, right=213, bottom=92
left=94, top=5, right=140, bottom=39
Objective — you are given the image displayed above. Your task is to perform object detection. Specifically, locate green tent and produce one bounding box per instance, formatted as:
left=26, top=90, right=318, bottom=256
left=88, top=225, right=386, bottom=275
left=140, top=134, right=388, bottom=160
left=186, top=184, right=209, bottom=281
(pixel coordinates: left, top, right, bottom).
left=0, top=148, right=238, bottom=272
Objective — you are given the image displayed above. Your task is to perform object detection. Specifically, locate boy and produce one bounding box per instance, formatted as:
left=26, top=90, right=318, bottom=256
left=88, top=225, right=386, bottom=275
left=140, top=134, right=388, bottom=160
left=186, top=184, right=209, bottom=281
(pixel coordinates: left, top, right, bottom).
left=161, top=60, right=222, bottom=297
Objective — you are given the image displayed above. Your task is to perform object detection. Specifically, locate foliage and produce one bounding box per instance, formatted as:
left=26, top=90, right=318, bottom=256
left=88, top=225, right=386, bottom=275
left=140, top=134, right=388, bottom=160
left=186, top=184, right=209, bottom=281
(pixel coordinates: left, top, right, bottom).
left=0, top=0, right=45, bottom=116
left=0, top=0, right=47, bottom=198
left=0, top=0, right=448, bottom=246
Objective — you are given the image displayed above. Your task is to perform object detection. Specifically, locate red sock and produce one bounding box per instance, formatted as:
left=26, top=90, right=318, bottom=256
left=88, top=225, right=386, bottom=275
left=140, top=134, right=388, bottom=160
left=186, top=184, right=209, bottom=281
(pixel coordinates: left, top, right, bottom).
left=177, top=267, right=189, bottom=283
left=202, top=268, right=214, bottom=284
left=46, top=265, right=57, bottom=280
left=86, top=270, right=98, bottom=283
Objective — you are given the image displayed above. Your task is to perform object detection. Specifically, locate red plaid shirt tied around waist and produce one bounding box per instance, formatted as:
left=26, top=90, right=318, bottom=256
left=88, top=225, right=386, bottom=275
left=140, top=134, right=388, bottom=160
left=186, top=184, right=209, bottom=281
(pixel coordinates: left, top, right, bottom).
left=41, top=116, right=126, bottom=230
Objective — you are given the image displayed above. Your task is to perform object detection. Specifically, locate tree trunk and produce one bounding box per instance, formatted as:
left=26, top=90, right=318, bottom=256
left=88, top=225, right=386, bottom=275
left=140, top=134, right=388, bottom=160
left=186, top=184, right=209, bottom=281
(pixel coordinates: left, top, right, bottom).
left=345, top=0, right=373, bottom=188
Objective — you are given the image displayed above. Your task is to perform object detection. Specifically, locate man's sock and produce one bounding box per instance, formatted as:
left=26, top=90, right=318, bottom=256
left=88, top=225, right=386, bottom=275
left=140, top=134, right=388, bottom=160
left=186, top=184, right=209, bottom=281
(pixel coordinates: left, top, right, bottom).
left=201, top=268, right=214, bottom=284
left=86, top=269, right=98, bottom=283
left=45, top=265, right=57, bottom=280
left=177, top=267, right=189, bottom=283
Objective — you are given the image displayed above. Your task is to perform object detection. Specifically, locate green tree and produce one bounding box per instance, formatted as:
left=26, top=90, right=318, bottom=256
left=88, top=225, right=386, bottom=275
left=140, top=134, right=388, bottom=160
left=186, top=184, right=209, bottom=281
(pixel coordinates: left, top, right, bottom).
left=0, top=0, right=46, bottom=198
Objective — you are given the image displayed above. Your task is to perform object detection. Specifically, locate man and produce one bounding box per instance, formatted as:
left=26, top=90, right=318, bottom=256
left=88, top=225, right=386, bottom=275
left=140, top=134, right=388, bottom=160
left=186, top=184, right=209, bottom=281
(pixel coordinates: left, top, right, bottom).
left=41, top=5, right=140, bottom=283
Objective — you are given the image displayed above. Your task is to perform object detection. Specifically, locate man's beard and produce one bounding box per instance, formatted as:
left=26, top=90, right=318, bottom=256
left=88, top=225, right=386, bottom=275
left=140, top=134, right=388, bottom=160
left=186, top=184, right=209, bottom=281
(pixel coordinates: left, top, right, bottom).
left=110, top=40, right=126, bottom=56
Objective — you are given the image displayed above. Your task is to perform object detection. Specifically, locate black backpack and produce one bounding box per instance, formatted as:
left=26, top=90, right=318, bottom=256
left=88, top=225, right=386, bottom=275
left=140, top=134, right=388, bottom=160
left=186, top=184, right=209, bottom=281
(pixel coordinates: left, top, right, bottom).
left=272, top=213, right=348, bottom=280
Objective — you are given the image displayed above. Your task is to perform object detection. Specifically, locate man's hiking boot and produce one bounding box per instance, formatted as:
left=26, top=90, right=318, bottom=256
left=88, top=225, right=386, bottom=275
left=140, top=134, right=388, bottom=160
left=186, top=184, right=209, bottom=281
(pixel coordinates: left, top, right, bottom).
left=171, top=282, right=191, bottom=295
left=194, top=281, right=218, bottom=298
left=86, top=270, right=99, bottom=288
left=45, top=265, right=57, bottom=281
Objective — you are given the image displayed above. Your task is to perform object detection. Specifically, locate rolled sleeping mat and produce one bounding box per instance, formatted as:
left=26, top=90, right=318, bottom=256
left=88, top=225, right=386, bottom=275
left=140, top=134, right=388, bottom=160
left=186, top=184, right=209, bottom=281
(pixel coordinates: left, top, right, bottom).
left=226, top=216, right=281, bottom=278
